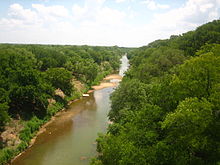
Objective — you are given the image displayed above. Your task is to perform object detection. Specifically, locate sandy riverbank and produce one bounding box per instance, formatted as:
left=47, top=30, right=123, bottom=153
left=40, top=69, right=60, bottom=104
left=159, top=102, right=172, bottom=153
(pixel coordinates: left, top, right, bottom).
left=103, top=74, right=122, bottom=80
left=88, top=74, right=122, bottom=93
left=10, top=74, right=122, bottom=164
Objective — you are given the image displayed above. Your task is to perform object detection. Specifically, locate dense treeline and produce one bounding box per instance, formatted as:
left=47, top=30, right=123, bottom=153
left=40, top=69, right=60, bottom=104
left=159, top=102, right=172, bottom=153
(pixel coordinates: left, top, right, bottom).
left=92, top=20, right=220, bottom=165
left=0, top=44, right=125, bottom=164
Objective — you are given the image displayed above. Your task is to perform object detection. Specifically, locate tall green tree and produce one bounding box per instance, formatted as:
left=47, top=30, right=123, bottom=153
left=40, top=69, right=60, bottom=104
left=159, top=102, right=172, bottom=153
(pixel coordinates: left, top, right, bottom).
left=44, top=68, right=73, bottom=96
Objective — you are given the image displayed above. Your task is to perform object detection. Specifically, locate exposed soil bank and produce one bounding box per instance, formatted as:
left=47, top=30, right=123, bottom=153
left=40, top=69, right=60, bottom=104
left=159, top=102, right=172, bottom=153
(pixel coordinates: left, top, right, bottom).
left=11, top=55, right=129, bottom=165
left=88, top=74, right=122, bottom=93
left=10, top=73, right=122, bottom=164
left=103, top=74, right=122, bottom=80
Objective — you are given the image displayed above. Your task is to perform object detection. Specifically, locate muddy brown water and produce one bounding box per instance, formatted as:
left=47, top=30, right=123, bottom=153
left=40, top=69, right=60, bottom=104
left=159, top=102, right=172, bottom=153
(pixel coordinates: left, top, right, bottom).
left=11, top=55, right=129, bottom=165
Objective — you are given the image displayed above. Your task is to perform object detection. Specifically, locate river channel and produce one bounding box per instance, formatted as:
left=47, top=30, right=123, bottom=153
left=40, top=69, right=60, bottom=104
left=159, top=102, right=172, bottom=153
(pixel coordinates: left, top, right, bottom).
left=11, top=55, right=129, bottom=165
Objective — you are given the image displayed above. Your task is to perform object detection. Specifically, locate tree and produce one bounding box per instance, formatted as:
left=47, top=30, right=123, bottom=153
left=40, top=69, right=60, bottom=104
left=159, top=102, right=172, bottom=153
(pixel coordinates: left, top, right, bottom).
left=161, top=97, right=216, bottom=164
left=109, top=79, right=148, bottom=122
left=0, top=103, right=9, bottom=129
left=44, top=68, right=73, bottom=96
left=9, top=70, right=53, bottom=118
left=93, top=21, right=220, bottom=165
left=171, top=48, right=220, bottom=101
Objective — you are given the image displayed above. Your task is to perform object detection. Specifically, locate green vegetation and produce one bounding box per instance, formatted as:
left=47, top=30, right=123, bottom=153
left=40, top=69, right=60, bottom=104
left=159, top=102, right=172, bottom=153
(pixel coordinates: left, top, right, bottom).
left=0, top=44, right=124, bottom=164
left=92, top=20, right=220, bottom=164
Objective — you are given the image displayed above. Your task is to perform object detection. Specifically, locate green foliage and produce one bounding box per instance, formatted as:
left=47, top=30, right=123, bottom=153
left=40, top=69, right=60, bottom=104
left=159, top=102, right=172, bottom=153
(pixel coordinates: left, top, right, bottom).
left=0, top=116, right=43, bottom=165
left=0, top=148, right=15, bottom=165
left=0, top=43, right=124, bottom=164
left=0, top=103, right=9, bottom=128
left=44, top=68, right=73, bottom=96
left=94, top=20, right=220, bottom=165
left=8, top=71, right=53, bottom=118
left=161, top=98, right=214, bottom=164
left=47, top=102, right=64, bottom=116
left=109, top=79, right=148, bottom=122
left=19, top=116, right=43, bottom=142
left=0, top=44, right=123, bottom=122
left=128, top=46, right=186, bottom=84
left=95, top=104, right=164, bottom=165
left=92, top=71, right=110, bottom=86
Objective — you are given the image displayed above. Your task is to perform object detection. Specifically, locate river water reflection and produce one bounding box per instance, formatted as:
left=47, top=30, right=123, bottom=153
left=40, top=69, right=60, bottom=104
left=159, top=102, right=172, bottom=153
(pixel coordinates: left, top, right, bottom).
left=12, top=55, right=129, bottom=165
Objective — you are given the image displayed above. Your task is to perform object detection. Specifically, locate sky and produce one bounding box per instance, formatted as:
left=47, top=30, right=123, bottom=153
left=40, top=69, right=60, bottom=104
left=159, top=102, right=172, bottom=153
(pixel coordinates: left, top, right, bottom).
left=0, top=0, right=219, bottom=47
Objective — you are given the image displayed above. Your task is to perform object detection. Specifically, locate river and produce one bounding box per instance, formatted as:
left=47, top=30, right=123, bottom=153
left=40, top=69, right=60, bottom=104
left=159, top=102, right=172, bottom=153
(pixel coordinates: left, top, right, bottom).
left=11, top=55, right=129, bottom=165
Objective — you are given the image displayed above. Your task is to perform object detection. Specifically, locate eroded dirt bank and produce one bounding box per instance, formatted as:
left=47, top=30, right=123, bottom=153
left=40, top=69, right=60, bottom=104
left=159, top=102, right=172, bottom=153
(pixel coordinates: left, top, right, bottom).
left=10, top=73, right=122, bottom=164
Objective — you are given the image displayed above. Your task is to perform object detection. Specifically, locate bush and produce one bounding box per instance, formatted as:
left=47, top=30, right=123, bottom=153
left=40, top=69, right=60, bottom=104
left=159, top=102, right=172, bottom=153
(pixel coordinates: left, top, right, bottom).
left=16, top=141, right=28, bottom=152
left=0, top=148, right=16, bottom=165
left=47, top=102, right=64, bottom=116
left=19, top=116, right=43, bottom=142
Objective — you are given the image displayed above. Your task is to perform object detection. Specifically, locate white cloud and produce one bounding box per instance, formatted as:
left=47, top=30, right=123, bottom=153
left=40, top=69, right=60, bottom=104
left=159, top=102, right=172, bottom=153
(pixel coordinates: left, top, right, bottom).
left=72, top=0, right=104, bottom=20
left=8, top=3, right=38, bottom=23
left=96, top=7, right=126, bottom=25
left=142, top=0, right=170, bottom=10
left=85, top=0, right=105, bottom=8
left=0, top=0, right=219, bottom=47
left=72, top=0, right=126, bottom=25
left=0, top=2, right=128, bottom=46
left=200, top=3, right=214, bottom=12
left=115, top=0, right=126, bottom=3
left=6, top=3, right=71, bottom=29
left=3, top=3, right=71, bottom=32
left=72, top=4, right=87, bottom=20
left=38, top=0, right=49, bottom=2
left=32, top=4, right=69, bottom=21
left=152, top=0, right=220, bottom=35
left=115, top=0, right=135, bottom=3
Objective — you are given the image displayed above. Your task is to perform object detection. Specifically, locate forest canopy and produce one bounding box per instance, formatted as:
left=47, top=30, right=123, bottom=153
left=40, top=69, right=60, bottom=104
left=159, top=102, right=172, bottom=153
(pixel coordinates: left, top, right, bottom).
left=92, top=20, right=220, bottom=165
left=0, top=44, right=126, bottom=125
left=0, top=44, right=127, bottom=164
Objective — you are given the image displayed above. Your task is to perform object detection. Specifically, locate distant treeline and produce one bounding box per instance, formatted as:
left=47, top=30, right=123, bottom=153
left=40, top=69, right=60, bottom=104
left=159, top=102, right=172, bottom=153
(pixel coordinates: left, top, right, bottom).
left=0, top=44, right=126, bottom=164
left=92, top=20, right=220, bottom=165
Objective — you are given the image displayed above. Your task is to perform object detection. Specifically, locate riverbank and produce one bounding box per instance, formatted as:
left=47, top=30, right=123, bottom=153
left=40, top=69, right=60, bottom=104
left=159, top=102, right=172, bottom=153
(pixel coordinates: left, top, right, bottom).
left=88, top=74, right=122, bottom=93
left=9, top=73, right=122, bottom=164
